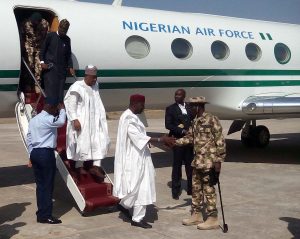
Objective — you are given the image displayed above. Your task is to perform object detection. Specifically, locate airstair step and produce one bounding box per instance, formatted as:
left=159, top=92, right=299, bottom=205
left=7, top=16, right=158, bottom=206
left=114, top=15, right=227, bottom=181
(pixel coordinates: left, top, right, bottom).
left=73, top=173, right=99, bottom=185
left=85, top=196, right=119, bottom=212
left=78, top=182, right=112, bottom=199
left=23, top=92, right=119, bottom=214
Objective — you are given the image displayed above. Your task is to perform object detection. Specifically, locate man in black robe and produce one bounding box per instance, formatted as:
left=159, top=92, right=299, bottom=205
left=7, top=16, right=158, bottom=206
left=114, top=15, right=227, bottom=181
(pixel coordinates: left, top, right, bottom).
left=40, top=19, right=75, bottom=102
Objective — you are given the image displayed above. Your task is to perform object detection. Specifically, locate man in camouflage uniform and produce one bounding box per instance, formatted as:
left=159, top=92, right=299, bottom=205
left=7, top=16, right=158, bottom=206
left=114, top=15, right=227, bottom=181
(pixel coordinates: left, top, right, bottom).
left=175, top=96, right=226, bottom=230
left=35, top=18, right=49, bottom=93
left=21, top=13, right=49, bottom=93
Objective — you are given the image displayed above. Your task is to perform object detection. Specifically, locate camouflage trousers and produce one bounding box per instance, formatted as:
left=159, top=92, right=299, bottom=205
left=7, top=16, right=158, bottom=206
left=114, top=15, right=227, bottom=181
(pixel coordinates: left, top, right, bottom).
left=24, top=43, right=34, bottom=70
left=24, top=44, right=42, bottom=93
left=34, top=50, right=42, bottom=93
left=191, top=168, right=218, bottom=217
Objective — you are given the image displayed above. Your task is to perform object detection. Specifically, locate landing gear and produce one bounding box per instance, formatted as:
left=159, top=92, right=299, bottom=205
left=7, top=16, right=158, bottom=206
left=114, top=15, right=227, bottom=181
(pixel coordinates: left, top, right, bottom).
left=241, top=121, right=270, bottom=147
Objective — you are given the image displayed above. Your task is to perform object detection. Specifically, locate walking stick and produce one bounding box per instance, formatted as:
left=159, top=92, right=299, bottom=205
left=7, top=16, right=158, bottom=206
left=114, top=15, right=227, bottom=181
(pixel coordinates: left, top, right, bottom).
left=217, top=179, right=228, bottom=233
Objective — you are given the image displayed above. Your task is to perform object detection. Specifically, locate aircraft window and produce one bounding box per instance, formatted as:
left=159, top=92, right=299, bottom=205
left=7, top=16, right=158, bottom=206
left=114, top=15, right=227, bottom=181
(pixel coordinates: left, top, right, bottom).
left=171, top=38, right=193, bottom=59
left=125, top=35, right=150, bottom=59
left=245, top=43, right=262, bottom=61
left=211, top=41, right=230, bottom=60
left=274, top=43, right=291, bottom=64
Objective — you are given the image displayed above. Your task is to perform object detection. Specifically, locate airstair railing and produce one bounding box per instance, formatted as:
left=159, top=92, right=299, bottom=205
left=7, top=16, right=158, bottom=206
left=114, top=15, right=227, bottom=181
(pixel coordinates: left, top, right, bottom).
left=21, top=57, right=47, bottom=116
left=18, top=92, right=31, bottom=122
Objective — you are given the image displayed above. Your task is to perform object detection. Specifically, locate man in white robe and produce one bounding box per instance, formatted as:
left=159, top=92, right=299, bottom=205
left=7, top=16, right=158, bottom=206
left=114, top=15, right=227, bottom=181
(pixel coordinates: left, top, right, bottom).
left=64, top=65, right=110, bottom=181
left=113, top=94, right=174, bottom=229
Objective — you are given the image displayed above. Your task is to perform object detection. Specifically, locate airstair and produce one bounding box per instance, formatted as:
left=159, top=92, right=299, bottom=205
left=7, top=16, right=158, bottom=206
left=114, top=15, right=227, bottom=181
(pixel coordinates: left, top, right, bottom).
left=16, top=58, right=119, bottom=215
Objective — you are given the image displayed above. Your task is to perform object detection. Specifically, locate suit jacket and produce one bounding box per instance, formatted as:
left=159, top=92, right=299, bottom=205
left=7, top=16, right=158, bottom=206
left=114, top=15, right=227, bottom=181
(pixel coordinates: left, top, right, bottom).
left=165, top=103, right=193, bottom=139
left=40, top=32, right=73, bottom=73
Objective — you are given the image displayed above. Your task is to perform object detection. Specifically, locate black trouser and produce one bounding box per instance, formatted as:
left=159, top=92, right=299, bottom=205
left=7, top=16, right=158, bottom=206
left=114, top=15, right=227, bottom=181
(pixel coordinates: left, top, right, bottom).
left=172, top=145, right=193, bottom=196
left=30, top=148, right=56, bottom=220
left=42, top=66, right=67, bottom=103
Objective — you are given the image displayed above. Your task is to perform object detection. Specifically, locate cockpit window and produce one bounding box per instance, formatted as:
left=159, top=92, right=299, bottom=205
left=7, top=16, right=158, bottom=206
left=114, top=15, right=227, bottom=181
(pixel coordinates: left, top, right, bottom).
left=245, top=43, right=262, bottom=61
left=274, top=43, right=291, bottom=64
left=171, top=38, right=193, bottom=59
left=211, top=40, right=230, bottom=60
left=125, top=35, right=150, bottom=59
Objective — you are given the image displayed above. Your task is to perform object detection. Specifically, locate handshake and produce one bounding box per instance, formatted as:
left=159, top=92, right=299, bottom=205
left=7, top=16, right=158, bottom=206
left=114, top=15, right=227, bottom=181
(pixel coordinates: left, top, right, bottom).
left=156, top=135, right=176, bottom=148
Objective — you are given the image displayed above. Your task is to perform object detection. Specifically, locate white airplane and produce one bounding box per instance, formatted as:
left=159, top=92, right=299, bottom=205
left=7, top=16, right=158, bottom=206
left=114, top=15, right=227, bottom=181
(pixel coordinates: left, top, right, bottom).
left=2, top=0, right=300, bottom=214
left=1, top=0, right=300, bottom=148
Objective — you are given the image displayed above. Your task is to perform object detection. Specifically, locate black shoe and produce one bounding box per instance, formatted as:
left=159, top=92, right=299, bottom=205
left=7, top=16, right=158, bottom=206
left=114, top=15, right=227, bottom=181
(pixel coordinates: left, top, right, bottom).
left=37, top=217, right=62, bottom=224
left=187, top=190, right=192, bottom=196
left=131, top=220, right=152, bottom=229
left=117, top=204, right=131, bottom=219
left=172, top=194, right=179, bottom=200
left=89, top=166, right=105, bottom=183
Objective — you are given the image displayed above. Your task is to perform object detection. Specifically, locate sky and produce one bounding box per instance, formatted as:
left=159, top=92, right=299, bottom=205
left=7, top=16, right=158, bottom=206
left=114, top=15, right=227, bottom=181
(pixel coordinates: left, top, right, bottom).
left=78, top=0, right=300, bottom=25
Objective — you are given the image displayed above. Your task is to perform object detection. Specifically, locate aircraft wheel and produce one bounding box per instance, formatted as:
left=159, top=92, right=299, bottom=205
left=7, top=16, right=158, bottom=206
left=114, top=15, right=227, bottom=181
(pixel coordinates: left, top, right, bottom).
left=241, top=125, right=255, bottom=147
left=253, top=125, right=270, bottom=148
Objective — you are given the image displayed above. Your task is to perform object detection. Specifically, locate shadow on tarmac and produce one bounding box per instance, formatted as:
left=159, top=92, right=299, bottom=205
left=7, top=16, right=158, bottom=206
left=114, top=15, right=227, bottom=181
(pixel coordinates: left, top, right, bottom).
left=226, top=133, right=300, bottom=164
left=279, top=217, right=300, bottom=239
left=0, top=202, right=30, bottom=239
left=1, top=133, right=299, bottom=189
left=158, top=198, right=191, bottom=211
left=0, top=165, right=34, bottom=188
left=116, top=204, right=158, bottom=225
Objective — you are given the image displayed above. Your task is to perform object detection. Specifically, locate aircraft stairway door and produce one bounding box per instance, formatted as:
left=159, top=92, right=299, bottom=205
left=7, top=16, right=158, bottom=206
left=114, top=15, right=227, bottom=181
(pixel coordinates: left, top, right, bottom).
left=15, top=58, right=119, bottom=215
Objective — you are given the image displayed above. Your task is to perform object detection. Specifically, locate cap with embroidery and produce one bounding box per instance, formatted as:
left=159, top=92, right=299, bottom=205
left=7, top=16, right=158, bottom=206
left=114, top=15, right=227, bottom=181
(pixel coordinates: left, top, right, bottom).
left=85, top=65, right=98, bottom=76
left=130, top=94, right=145, bottom=103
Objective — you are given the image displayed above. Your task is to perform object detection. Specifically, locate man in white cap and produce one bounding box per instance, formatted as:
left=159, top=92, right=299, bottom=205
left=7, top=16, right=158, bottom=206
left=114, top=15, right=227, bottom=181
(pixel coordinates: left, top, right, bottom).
left=64, top=65, right=110, bottom=181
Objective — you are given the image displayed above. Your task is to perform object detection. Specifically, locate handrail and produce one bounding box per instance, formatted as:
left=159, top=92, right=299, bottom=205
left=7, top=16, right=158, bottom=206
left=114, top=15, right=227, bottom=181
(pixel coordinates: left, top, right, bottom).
left=21, top=57, right=47, bottom=116
left=18, top=92, right=31, bottom=122
left=21, top=57, right=47, bottom=98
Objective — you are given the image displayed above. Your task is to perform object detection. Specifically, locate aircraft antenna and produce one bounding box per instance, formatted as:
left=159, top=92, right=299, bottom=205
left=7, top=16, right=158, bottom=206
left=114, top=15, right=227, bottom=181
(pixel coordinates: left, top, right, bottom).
left=112, top=0, right=123, bottom=6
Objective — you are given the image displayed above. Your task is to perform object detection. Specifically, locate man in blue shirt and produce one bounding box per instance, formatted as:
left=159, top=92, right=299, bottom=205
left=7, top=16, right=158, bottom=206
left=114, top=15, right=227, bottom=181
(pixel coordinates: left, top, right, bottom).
left=26, top=98, right=66, bottom=224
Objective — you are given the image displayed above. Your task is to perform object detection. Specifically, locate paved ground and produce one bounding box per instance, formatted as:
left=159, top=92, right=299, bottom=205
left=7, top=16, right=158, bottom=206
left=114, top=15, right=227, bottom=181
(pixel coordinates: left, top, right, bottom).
left=0, top=116, right=300, bottom=239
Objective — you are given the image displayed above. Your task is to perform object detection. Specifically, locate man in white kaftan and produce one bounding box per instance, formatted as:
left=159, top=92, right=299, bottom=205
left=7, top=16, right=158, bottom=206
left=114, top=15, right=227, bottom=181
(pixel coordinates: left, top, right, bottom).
left=113, top=94, right=175, bottom=229
left=64, top=65, right=110, bottom=180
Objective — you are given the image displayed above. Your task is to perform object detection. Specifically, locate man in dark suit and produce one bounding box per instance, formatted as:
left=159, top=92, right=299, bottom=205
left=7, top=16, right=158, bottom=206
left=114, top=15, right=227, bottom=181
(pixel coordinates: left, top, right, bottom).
left=40, top=19, right=75, bottom=102
left=165, top=89, right=193, bottom=199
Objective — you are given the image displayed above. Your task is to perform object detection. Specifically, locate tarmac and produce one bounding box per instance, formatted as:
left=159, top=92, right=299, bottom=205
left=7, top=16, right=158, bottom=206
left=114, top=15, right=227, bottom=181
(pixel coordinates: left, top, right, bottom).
left=0, top=113, right=300, bottom=239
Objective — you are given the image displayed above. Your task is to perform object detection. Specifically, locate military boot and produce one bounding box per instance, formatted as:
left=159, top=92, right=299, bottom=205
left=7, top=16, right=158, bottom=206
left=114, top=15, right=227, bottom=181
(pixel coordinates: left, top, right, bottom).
left=182, top=212, right=203, bottom=226
left=197, top=216, right=219, bottom=230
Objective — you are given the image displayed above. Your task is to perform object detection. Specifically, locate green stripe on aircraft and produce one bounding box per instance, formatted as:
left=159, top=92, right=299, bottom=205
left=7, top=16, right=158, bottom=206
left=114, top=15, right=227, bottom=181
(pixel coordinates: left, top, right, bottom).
left=0, top=70, right=19, bottom=78
left=97, top=80, right=300, bottom=89
left=1, top=69, right=300, bottom=78
left=75, top=69, right=300, bottom=77
left=2, top=80, right=300, bottom=91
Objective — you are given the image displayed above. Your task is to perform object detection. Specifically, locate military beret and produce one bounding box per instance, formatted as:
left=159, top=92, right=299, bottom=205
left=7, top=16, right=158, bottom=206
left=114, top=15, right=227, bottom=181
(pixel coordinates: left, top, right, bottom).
left=188, top=96, right=209, bottom=104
